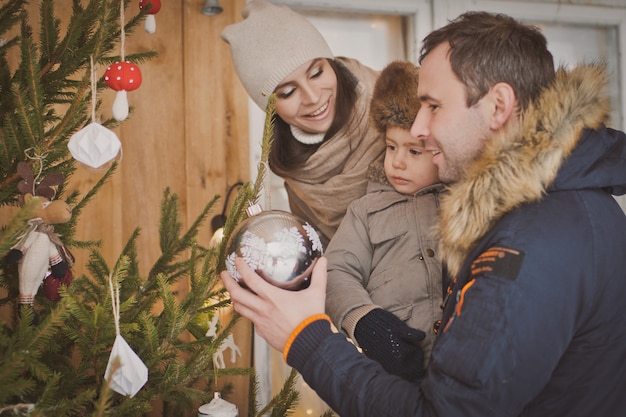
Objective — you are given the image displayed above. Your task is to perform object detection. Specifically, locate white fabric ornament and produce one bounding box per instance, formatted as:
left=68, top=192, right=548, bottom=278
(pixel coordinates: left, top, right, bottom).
left=68, top=122, right=121, bottom=169
left=112, top=90, right=130, bottom=122
left=144, top=15, right=156, bottom=34
left=104, top=275, right=148, bottom=397
left=104, top=334, right=149, bottom=397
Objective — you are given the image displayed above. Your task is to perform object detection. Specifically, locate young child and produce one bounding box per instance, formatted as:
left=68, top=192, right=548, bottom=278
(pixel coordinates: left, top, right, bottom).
left=324, top=61, right=444, bottom=382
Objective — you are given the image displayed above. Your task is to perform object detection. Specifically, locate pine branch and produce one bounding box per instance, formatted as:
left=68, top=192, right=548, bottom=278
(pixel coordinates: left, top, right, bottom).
left=266, top=368, right=301, bottom=417
left=252, top=93, right=276, bottom=200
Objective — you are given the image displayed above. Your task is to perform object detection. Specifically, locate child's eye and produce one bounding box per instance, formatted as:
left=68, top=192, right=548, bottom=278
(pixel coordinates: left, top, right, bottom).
left=410, top=148, right=424, bottom=155
left=385, top=144, right=396, bottom=151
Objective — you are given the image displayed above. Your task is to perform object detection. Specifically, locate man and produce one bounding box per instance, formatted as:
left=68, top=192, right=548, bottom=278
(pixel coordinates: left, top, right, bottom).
left=222, top=11, right=626, bottom=417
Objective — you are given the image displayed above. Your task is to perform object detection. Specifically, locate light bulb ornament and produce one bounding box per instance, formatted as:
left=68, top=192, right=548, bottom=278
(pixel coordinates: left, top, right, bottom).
left=210, top=182, right=244, bottom=248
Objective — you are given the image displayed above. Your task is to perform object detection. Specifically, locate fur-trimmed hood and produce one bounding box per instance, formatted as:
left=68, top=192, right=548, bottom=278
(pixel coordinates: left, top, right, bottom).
left=439, top=64, right=618, bottom=277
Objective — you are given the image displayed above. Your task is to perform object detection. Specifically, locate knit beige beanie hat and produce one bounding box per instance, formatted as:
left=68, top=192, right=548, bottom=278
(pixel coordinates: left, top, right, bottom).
left=221, top=0, right=334, bottom=110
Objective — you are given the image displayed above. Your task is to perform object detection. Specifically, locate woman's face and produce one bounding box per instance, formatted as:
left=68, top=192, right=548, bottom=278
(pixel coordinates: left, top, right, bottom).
left=274, top=58, right=337, bottom=134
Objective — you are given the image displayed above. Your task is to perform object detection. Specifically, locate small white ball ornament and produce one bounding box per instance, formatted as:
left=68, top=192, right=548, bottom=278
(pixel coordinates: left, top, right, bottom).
left=225, top=204, right=324, bottom=291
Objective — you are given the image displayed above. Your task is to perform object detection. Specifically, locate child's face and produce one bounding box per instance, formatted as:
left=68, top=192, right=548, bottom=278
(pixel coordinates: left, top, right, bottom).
left=273, top=58, right=337, bottom=134
left=384, top=126, right=440, bottom=195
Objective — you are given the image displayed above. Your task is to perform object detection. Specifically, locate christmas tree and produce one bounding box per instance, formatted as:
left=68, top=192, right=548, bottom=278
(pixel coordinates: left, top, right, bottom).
left=0, top=1, right=327, bottom=416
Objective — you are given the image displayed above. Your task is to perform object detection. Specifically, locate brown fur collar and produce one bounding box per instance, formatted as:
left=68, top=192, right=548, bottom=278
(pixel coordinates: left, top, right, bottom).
left=438, top=64, right=610, bottom=277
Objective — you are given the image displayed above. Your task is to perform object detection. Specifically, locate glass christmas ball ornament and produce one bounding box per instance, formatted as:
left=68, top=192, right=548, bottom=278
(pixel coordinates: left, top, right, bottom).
left=225, top=205, right=324, bottom=291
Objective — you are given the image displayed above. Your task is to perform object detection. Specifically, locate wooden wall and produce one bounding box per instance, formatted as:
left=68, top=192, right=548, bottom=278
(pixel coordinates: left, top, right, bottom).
left=10, top=0, right=252, bottom=414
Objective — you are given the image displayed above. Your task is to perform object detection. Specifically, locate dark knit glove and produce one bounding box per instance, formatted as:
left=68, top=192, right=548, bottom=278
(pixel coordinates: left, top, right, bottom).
left=354, top=308, right=425, bottom=382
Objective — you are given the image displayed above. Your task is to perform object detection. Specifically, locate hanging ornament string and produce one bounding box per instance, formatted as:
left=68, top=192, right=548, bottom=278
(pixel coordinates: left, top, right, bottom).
left=90, top=56, right=97, bottom=123
left=109, top=273, right=121, bottom=337
left=119, top=0, right=126, bottom=62
left=23, top=148, right=47, bottom=194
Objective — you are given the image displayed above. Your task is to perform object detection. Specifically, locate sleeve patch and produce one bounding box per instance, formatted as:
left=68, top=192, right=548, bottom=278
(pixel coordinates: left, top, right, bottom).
left=471, top=247, right=525, bottom=281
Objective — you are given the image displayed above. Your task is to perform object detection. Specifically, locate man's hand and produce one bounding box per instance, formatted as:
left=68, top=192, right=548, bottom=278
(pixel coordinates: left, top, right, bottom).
left=220, top=256, right=328, bottom=352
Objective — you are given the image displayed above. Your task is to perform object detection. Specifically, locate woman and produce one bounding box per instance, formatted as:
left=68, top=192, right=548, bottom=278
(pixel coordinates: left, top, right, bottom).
left=221, top=0, right=385, bottom=246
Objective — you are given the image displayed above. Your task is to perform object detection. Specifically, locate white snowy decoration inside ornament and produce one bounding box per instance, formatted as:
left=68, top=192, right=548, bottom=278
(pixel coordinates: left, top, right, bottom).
left=198, top=392, right=238, bottom=417
left=225, top=204, right=324, bottom=291
left=68, top=122, right=121, bottom=169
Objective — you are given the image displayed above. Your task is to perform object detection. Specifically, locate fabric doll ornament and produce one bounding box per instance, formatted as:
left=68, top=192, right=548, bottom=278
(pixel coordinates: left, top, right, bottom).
left=5, top=162, right=74, bottom=322
left=42, top=269, right=73, bottom=302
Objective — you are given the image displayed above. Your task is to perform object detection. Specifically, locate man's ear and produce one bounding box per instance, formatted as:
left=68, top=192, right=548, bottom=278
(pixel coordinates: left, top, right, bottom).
left=488, top=82, right=516, bottom=130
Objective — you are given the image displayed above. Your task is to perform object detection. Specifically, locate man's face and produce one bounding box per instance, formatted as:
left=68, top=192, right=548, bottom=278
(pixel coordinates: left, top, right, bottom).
left=410, top=43, right=491, bottom=184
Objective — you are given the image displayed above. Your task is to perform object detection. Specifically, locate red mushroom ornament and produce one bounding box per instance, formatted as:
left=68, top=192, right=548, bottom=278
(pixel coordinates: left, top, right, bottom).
left=104, top=61, right=142, bottom=121
left=140, top=0, right=161, bottom=34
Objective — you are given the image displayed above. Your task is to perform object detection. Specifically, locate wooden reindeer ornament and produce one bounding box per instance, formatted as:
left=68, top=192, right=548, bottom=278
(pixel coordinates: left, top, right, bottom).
left=5, top=162, right=74, bottom=320
left=205, top=313, right=242, bottom=369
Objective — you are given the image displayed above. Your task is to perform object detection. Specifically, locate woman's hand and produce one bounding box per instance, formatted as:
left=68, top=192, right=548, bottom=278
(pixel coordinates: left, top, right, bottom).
left=220, top=256, right=328, bottom=352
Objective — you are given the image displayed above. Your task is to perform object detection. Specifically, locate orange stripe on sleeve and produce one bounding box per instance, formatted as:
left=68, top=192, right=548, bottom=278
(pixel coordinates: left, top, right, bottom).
left=283, top=314, right=331, bottom=362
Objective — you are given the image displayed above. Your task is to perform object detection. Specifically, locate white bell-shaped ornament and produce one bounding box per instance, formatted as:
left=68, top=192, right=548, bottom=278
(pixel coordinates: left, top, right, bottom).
left=198, top=392, right=238, bottom=417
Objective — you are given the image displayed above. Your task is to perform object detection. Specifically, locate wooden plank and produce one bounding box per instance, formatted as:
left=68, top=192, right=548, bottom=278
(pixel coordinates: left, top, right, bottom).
left=183, top=0, right=252, bottom=413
